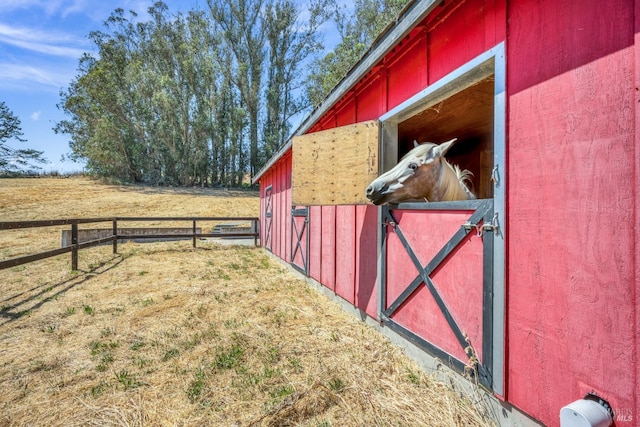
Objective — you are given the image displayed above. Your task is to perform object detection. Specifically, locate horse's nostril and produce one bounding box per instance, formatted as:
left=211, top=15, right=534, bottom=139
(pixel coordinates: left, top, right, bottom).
left=366, top=186, right=373, bottom=195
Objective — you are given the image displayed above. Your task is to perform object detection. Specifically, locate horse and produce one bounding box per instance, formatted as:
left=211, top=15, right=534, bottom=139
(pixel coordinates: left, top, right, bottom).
left=365, top=138, right=475, bottom=205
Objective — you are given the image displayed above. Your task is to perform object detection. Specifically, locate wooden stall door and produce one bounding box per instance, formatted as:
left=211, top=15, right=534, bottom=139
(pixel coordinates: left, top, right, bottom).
left=380, top=200, right=496, bottom=390
left=290, top=207, right=309, bottom=275
left=263, top=185, right=273, bottom=251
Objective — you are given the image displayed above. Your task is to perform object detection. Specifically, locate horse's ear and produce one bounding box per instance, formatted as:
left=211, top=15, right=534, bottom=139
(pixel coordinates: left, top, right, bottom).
left=433, top=138, right=457, bottom=158
left=413, top=140, right=419, bottom=148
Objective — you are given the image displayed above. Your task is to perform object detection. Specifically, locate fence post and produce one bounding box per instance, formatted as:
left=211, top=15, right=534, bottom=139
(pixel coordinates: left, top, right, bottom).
left=192, top=220, right=197, bottom=249
left=113, top=219, right=118, bottom=254
left=71, top=222, right=78, bottom=271
left=253, top=218, right=258, bottom=247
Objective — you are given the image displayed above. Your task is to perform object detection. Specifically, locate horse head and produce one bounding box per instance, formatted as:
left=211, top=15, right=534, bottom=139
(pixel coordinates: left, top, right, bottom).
left=365, top=138, right=475, bottom=205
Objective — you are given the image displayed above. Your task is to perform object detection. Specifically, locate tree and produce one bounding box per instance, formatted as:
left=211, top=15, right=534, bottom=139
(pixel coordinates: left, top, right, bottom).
left=262, top=0, right=325, bottom=162
left=56, top=1, right=327, bottom=185
left=57, top=5, right=220, bottom=185
left=0, top=101, right=46, bottom=173
left=208, top=0, right=327, bottom=176
left=207, top=0, right=266, bottom=178
left=56, top=8, right=146, bottom=182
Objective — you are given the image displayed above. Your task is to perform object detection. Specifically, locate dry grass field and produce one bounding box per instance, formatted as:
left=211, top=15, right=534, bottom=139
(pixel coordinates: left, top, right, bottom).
left=0, top=177, right=494, bottom=426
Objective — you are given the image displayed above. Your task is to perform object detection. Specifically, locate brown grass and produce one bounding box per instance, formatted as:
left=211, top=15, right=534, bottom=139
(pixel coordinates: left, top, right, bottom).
left=0, top=177, right=494, bottom=426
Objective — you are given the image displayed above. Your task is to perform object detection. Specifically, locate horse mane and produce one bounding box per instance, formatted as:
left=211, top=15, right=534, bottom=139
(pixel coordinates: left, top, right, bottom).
left=440, top=160, right=475, bottom=201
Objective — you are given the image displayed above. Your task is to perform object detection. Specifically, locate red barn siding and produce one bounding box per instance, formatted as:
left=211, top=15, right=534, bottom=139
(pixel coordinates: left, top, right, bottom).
left=335, top=206, right=356, bottom=303
left=258, top=0, right=640, bottom=425
left=336, top=99, right=357, bottom=127
left=355, top=72, right=385, bottom=122
left=272, top=162, right=282, bottom=256
left=385, top=30, right=428, bottom=110
left=260, top=153, right=293, bottom=263
left=507, top=0, right=637, bottom=424
left=427, top=0, right=505, bottom=83
left=277, top=160, right=286, bottom=258
left=355, top=205, right=378, bottom=317
left=271, top=164, right=280, bottom=256
left=282, top=159, right=293, bottom=259
left=320, top=206, right=337, bottom=291
left=635, top=9, right=640, bottom=427
left=259, top=189, right=266, bottom=246
left=308, top=206, right=322, bottom=282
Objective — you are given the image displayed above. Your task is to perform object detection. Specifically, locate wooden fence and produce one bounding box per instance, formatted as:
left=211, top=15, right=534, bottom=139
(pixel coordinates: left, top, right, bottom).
left=0, top=217, right=260, bottom=271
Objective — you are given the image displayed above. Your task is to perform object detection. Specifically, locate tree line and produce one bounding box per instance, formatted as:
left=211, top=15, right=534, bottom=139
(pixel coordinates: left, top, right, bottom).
left=2, top=0, right=409, bottom=184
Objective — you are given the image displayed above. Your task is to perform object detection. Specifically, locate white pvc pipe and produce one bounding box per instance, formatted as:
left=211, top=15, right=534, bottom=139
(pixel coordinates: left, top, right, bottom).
left=560, top=399, right=613, bottom=427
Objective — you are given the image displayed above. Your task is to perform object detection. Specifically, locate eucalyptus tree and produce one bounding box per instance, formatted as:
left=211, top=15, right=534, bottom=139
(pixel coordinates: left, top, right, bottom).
left=56, top=9, right=143, bottom=182
left=262, top=0, right=325, bottom=162
left=56, top=0, right=328, bottom=185
left=137, top=3, right=218, bottom=185
left=185, top=10, right=220, bottom=186
left=207, top=0, right=265, bottom=178
left=210, top=46, right=248, bottom=187
left=57, top=4, right=219, bottom=185
left=207, top=0, right=328, bottom=176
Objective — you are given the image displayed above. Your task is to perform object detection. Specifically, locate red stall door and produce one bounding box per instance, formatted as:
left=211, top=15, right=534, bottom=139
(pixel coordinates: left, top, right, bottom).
left=380, top=199, right=496, bottom=390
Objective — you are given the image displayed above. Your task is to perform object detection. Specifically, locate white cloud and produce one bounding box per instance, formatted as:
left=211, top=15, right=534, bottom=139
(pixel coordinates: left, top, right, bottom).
left=30, top=111, right=42, bottom=121
left=0, top=0, right=165, bottom=23
left=0, top=23, right=88, bottom=59
left=0, top=0, right=87, bottom=17
left=0, top=63, right=72, bottom=90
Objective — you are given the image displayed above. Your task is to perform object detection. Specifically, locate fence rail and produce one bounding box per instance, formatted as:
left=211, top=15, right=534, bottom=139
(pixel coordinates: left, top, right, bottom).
left=0, top=217, right=260, bottom=271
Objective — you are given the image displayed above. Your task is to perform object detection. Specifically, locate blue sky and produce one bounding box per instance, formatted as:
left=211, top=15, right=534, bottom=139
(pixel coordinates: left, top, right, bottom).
left=0, top=1, right=210, bottom=173
left=0, top=0, right=338, bottom=174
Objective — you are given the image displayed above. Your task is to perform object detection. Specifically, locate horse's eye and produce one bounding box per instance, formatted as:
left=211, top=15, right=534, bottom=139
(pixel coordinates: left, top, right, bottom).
left=409, top=162, right=418, bottom=170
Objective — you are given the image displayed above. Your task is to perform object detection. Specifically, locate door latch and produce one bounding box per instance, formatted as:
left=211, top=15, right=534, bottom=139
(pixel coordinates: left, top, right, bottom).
left=462, top=213, right=500, bottom=237
left=482, top=213, right=500, bottom=235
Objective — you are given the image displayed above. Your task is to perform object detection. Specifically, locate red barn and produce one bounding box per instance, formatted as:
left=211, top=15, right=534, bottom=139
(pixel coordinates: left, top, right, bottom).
left=253, top=1, right=638, bottom=425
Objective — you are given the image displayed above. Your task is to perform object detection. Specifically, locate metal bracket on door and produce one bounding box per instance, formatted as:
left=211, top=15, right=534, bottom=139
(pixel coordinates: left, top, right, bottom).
left=462, top=212, right=500, bottom=238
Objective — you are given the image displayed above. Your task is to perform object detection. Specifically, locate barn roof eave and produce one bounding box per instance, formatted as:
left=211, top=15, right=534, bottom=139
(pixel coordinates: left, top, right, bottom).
left=252, top=0, right=446, bottom=184
left=252, top=140, right=293, bottom=184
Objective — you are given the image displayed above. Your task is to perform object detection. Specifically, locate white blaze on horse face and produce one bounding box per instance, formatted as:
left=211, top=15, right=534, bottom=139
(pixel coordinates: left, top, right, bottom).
left=381, top=150, right=426, bottom=188
left=365, top=138, right=459, bottom=204
left=367, top=144, right=433, bottom=195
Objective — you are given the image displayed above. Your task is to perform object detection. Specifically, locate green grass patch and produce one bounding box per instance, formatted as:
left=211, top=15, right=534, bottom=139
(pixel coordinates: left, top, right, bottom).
left=214, top=344, right=243, bottom=370
left=187, top=368, right=207, bottom=402
left=162, top=348, right=180, bottom=361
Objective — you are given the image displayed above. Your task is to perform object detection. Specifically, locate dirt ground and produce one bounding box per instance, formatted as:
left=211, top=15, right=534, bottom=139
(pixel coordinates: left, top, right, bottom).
left=0, top=177, right=494, bottom=426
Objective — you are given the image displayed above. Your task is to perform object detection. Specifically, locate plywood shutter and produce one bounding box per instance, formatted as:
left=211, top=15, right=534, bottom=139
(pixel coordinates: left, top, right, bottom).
left=292, top=120, right=379, bottom=205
